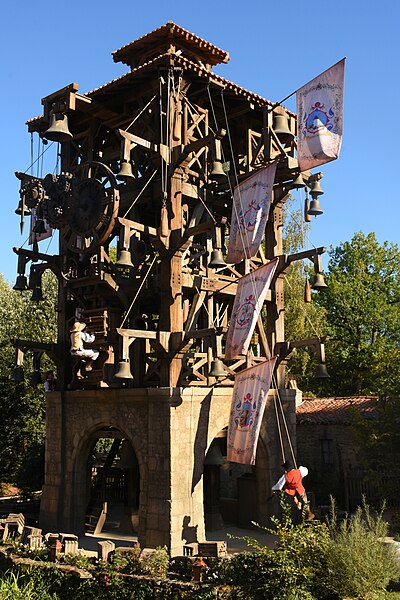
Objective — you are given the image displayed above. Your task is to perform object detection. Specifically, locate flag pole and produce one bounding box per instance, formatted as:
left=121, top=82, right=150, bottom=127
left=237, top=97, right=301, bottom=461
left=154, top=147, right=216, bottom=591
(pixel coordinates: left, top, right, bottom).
left=268, top=57, right=346, bottom=112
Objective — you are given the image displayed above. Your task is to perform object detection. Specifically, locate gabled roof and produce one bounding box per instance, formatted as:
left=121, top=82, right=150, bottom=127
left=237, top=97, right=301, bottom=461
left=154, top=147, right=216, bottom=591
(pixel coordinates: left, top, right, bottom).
left=87, top=51, right=272, bottom=107
left=296, top=396, right=379, bottom=425
left=112, top=21, right=230, bottom=69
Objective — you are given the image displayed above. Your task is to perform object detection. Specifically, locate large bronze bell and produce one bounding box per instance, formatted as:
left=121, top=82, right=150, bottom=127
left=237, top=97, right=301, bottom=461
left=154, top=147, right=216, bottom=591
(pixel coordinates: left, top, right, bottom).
left=13, top=274, right=28, bottom=292
left=115, top=249, right=134, bottom=269
left=114, top=359, right=134, bottom=379
left=272, top=114, right=294, bottom=144
left=32, top=219, right=47, bottom=235
left=307, top=198, right=323, bottom=216
left=117, top=160, right=134, bottom=180
left=44, top=112, right=73, bottom=143
left=312, top=272, right=328, bottom=290
left=209, top=160, right=226, bottom=181
left=315, top=362, right=330, bottom=379
left=209, top=358, right=227, bottom=378
left=209, top=249, right=226, bottom=269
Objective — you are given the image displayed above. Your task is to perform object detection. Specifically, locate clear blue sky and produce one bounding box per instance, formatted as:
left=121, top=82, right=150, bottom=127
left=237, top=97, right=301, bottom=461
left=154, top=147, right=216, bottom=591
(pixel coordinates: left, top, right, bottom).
left=1, top=0, right=399, bottom=284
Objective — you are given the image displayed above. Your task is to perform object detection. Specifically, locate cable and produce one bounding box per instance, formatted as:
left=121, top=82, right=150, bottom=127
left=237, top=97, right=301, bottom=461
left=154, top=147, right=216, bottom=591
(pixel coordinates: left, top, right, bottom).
left=119, top=256, right=157, bottom=329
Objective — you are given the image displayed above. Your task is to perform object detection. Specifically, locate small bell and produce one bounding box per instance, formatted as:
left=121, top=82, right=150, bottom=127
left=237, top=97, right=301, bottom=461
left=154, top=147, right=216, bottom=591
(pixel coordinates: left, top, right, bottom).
left=44, top=112, right=73, bottom=143
left=11, top=365, right=24, bottom=382
left=209, top=358, right=227, bottom=378
left=117, top=160, right=134, bottom=180
left=30, top=370, right=43, bottom=386
left=114, top=359, right=133, bottom=379
left=312, top=273, right=328, bottom=290
left=115, top=249, right=134, bottom=269
left=209, top=249, right=226, bottom=269
left=291, top=172, right=306, bottom=189
left=272, top=113, right=294, bottom=145
left=315, top=362, right=330, bottom=379
left=209, top=160, right=227, bottom=181
left=32, top=219, right=47, bottom=235
left=310, top=179, right=324, bottom=197
left=15, top=200, right=31, bottom=216
left=31, top=287, right=43, bottom=302
left=13, top=274, right=28, bottom=292
left=308, top=198, right=323, bottom=216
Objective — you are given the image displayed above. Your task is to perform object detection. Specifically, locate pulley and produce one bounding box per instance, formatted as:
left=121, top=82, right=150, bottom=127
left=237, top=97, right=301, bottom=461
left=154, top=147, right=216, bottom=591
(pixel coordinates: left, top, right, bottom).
left=114, top=359, right=133, bottom=379
left=44, top=112, right=73, bottom=143
left=209, top=249, right=226, bottom=269
left=117, top=160, right=134, bottom=180
left=209, top=358, right=227, bottom=378
left=272, top=114, right=294, bottom=144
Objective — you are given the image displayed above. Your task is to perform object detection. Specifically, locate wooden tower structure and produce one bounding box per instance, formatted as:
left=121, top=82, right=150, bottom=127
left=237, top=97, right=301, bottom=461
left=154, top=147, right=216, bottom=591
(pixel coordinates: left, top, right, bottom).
left=12, top=22, right=326, bottom=554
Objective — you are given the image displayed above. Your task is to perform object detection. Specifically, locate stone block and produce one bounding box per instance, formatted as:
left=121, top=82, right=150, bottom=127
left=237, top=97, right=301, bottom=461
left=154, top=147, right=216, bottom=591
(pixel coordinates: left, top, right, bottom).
left=198, top=541, right=227, bottom=557
left=97, top=540, right=115, bottom=561
left=64, top=540, right=79, bottom=555
left=28, top=534, right=43, bottom=550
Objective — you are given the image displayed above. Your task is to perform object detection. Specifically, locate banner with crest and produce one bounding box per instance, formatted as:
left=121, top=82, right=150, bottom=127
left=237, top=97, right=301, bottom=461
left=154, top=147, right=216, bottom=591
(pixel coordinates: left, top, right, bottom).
left=225, top=258, right=278, bottom=360
left=296, top=58, right=345, bottom=172
left=227, top=357, right=277, bottom=465
left=226, top=162, right=277, bottom=264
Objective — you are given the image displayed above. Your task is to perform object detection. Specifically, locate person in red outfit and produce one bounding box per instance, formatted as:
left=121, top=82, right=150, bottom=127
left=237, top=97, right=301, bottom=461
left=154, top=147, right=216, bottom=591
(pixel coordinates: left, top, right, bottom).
left=272, top=460, right=314, bottom=519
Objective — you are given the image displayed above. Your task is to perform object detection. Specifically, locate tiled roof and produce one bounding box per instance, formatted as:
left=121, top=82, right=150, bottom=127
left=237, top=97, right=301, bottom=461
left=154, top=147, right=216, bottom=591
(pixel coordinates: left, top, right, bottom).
left=112, top=21, right=229, bottom=67
left=296, top=396, right=379, bottom=425
left=87, top=51, right=273, bottom=107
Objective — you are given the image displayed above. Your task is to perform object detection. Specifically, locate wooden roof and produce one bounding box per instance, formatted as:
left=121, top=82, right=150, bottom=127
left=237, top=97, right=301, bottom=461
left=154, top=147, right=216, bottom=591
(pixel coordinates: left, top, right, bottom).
left=297, top=396, right=380, bottom=425
left=112, top=21, right=230, bottom=69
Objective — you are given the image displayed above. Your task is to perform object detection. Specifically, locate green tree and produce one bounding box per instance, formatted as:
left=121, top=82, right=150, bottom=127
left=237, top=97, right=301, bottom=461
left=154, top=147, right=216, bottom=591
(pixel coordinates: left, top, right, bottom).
left=282, top=200, right=328, bottom=391
left=315, top=231, right=400, bottom=397
left=0, top=270, right=57, bottom=490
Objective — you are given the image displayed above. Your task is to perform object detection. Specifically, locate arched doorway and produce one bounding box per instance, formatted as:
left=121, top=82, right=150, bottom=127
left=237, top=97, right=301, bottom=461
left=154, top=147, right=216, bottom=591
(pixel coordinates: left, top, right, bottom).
left=204, top=428, right=271, bottom=531
left=83, top=428, right=140, bottom=535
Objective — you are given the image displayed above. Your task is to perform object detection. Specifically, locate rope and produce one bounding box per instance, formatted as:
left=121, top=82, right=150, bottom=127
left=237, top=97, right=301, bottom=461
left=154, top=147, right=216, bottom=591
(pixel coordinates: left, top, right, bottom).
left=119, top=255, right=157, bottom=329
left=125, top=94, right=157, bottom=132
left=273, top=394, right=286, bottom=463
left=122, top=170, right=157, bottom=219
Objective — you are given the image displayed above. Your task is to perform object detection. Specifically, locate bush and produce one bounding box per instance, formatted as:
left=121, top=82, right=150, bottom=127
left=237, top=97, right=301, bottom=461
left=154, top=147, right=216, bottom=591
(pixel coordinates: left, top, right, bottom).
left=324, top=498, right=400, bottom=599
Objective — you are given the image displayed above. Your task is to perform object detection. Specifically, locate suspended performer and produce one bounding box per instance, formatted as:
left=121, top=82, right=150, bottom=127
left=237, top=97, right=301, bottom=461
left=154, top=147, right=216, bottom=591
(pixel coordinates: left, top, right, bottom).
left=272, top=459, right=314, bottom=520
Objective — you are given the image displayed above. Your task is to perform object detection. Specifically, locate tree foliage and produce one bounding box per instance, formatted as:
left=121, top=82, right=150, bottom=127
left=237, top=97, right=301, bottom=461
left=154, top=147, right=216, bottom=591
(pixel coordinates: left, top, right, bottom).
left=316, top=231, right=400, bottom=397
left=0, top=271, right=57, bottom=489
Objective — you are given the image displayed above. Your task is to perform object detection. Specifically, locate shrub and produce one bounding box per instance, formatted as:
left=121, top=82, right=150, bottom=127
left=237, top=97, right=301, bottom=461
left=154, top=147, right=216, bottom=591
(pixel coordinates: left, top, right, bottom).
left=140, top=546, right=169, bottom=578
left=325, top=498, right=400, bottom=599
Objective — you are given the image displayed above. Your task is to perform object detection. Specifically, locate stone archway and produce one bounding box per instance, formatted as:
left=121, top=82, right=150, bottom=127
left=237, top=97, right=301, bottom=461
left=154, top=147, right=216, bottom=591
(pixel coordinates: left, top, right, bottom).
left=72, top=425, right=140, bottom=536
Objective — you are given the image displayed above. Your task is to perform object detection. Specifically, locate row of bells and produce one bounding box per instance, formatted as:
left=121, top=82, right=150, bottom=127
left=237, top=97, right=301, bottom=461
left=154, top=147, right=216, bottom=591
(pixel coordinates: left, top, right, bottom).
left=12, top=356, right=329, bottom=383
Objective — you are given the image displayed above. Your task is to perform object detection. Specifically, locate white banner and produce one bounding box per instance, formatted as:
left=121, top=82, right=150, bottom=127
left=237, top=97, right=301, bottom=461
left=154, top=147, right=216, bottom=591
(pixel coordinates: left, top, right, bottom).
left=225, top=258, right=278, bottom=360
left=227, top=163, right=277, bottom=264
left=297, top=59, right=345, bottom=172
left=227, top=357, right=277, bottom=465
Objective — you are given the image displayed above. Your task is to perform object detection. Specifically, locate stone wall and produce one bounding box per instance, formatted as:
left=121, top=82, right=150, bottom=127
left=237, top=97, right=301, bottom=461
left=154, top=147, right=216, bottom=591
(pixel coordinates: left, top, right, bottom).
left=41, top=387, right=298, bottom=555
